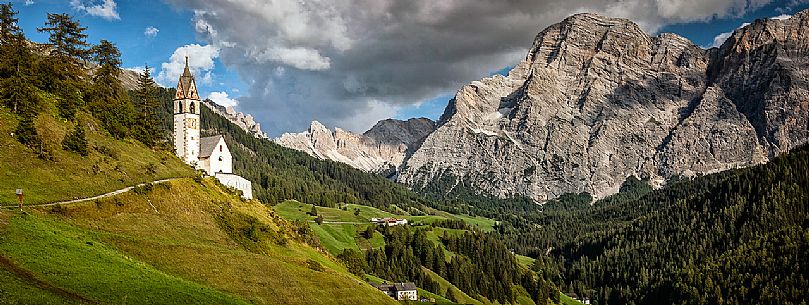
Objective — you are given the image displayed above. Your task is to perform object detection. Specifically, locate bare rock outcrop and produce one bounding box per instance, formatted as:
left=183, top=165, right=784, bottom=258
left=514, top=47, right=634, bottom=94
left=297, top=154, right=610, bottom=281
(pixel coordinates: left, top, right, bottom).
left=398, top=11, right=809, bottom=202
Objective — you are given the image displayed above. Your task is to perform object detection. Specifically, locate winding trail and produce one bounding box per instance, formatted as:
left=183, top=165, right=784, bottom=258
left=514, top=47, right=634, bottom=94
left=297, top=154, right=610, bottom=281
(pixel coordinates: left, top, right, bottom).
left=2, top=178, right=180, bottom=209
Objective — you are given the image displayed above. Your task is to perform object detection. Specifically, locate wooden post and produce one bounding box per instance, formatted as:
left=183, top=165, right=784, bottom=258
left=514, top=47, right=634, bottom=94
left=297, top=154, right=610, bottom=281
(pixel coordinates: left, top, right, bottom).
left=15, top=189, right=23, bottom=209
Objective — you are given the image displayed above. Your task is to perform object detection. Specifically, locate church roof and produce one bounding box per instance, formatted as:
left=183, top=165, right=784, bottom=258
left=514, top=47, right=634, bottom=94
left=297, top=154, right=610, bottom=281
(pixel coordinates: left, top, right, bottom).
left=199, top=135, right=224, bottom=158
left=175, top=56, right=200, bottom=100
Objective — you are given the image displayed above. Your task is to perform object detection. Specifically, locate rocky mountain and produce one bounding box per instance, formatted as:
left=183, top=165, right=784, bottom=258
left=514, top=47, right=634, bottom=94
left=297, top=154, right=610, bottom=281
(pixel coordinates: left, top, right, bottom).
left=202, top=99, right=269, bottom=139
left=275, top=118, right=434, bottom=173
left=398, top=11, right=809, bottom=202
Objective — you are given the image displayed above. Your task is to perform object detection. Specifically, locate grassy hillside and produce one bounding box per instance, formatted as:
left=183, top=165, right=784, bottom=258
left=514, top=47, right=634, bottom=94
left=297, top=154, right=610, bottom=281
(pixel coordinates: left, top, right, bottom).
left=0, top=108, right=193, bottom=206
left=0, top=178, right=398, bottom=304
left=272, top=200, right=554, bottom=305
left=275, top=200, right=496, bottom=256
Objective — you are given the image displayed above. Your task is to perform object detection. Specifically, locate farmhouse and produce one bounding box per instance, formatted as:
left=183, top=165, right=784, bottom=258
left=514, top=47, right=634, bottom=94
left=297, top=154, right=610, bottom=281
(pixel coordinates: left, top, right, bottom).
left=374, top=282, right=418, bottom=301
left=371, top=217, right=408, bottom=226
left=173, top=57, right=252, bottom=199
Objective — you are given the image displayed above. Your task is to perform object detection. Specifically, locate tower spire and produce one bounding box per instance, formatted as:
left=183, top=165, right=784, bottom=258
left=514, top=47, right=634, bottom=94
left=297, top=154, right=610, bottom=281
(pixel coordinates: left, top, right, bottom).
left=182, top=55, right=192, bottom=77
left=175, top=55, right=199, bottom=100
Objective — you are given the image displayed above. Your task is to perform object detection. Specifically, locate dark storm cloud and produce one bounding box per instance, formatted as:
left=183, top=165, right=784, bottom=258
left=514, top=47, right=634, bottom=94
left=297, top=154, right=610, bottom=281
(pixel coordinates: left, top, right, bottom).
left=165, top=0, right=773, bottom=135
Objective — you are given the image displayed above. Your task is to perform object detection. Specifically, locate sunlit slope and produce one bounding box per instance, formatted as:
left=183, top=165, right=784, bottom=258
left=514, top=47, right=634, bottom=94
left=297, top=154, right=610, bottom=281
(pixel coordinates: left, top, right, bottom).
left=0, top=107, right=193, bottom=206
left=0, top=178, right=397, bottom=305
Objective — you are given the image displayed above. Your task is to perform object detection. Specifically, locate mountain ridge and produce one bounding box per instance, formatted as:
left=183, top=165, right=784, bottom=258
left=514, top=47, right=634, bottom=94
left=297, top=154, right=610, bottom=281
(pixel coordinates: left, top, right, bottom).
left=397, top=10, right=809, bottom=202
left=274, top=118, right=434, bottom=173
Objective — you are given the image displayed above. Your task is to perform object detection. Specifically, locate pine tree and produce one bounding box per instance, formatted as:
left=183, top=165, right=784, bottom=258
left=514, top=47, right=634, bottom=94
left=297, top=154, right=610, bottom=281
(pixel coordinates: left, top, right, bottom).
left=133, top=64, right=161, bottom=147
left=92, top=39, right=121, bottom=80
left=0, top=2, right=38, bottom=116
left=0, top=2, right=21, bottom=44
left=37, top=13, right=89, bottom=119
left=87, top=39, right=132, bottom=138
left=37, top=13, right=89, bottom=59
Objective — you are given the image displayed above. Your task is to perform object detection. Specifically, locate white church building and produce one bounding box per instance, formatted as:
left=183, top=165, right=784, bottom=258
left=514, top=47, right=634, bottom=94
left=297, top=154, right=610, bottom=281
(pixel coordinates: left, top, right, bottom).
left=173, top=57, right=253, bottom=200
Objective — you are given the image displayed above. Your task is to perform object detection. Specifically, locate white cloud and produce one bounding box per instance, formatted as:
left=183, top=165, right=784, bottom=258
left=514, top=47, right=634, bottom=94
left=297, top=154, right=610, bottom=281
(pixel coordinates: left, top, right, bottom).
left=251, top=47, right=330, bottom=70
left=125, top=66, right=145, bottom=74
left=334, top=100, right=400, bottom=133
left=144, top=26, right=159, bottom=38
left=166, top=0, right=785, bottom=135
left=24, top=0, right=34, bottom=6
left=70, top=0, right=119, bottom=21
left=710, top=32, right=733, bottom=48
left=207, top=91, right=239, bottom=107
left=156, top=44, right=220, bottom=87
left=771, top=14, right=792, bottom=20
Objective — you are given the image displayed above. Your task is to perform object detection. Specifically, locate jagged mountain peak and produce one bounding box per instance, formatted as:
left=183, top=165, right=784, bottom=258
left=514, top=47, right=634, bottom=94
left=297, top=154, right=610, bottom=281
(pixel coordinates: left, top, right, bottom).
left=275, top=118, right=435, bottom=174
left=398, top=9, right=809, bottom=202
left=308, top=120, right=329, bottom=132
left=364, top=118, right=435, bottom=146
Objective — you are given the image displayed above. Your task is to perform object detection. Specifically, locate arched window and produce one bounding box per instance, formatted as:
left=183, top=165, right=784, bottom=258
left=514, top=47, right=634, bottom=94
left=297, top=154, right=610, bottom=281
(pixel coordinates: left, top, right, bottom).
left=190, top=102, right=196, bottom=113
left=178, top=101, right=184, bottom=113
left=219, top=145, right=222, bottom=152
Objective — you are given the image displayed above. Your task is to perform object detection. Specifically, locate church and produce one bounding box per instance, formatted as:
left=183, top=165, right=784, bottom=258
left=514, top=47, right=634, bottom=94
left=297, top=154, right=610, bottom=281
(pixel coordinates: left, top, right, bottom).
left=173, top=57, right=253, bottom=200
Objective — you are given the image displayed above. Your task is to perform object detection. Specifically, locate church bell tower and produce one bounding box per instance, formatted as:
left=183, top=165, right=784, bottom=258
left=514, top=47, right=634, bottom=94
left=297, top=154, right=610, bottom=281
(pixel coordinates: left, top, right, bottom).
left=174, top=56, right=201, bottom=165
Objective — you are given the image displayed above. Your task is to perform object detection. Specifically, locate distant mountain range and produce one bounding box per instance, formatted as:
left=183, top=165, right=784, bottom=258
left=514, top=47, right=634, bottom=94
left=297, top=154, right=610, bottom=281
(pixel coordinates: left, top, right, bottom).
left=278, top=10, right=809, bottom=202
left=274, top=118, right=434, bottom=174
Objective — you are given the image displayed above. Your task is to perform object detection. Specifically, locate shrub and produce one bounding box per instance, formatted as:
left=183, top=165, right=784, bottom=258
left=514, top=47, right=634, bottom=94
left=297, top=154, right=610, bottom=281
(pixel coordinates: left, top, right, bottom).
left=95, top=144, right=119, bottom=159
left=62, top=125, right=88, bottom=156
left=132, top=183, right=154, bottom=195
left=306, top=259, right=324, bottom=272
left=145, top=162, right=156, bottom=176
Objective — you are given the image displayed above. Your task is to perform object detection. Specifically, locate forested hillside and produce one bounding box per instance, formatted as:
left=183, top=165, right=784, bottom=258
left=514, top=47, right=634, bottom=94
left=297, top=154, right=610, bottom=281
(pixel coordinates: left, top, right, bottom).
left=423, top=146, right=809, bottom=305
left=195, top=99, right=430, bottom=211
left=548, top=146, right=809, bottom=305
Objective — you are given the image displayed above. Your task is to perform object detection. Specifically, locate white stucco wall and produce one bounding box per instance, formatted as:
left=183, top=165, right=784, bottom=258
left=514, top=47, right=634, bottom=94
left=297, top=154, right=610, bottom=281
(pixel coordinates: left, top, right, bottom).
left=206, top=137, right=233, bottom=175
left=174, top=111, right=200, bottom=165
left=215, top=173, right=253, bottom=200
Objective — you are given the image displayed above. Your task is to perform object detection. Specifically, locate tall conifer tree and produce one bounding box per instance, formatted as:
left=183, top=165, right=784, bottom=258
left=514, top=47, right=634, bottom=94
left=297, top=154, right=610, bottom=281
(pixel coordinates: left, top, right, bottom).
left=87, top=39, right=132, bottom=138
left=37, top=13, right=89, bottom=59
left=134, top=64, right=161, bottom=147
left=37, top=13, right=89, bottom=119
left=0, top=3, right=41, bottom=151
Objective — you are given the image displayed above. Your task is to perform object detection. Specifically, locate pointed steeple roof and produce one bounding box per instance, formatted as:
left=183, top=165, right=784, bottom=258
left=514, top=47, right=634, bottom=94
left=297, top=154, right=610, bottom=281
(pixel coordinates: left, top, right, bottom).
left=175, top=56, right=200, bottom=100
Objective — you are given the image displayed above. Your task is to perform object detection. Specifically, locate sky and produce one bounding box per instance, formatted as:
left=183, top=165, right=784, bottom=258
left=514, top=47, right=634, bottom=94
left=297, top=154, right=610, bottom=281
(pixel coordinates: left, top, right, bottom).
left=12, top=0, right=809, bottom=136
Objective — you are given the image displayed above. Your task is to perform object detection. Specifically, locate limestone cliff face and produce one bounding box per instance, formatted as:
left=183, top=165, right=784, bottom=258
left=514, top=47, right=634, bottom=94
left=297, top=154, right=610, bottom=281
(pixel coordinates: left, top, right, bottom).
left=275, top=119, right=434, bottom=173
left=398, top=11, right=809, bottom=202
